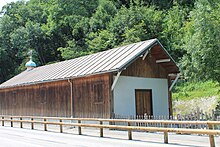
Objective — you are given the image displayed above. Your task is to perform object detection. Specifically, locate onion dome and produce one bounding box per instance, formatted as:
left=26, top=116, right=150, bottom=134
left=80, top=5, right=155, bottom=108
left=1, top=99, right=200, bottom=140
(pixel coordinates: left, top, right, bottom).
left=25, top=59, right=36, bottom=70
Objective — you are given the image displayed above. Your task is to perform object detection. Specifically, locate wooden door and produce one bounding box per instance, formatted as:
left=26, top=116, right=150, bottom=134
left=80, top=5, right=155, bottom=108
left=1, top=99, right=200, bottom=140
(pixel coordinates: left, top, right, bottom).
left=135, top=89, right=153, bottom=116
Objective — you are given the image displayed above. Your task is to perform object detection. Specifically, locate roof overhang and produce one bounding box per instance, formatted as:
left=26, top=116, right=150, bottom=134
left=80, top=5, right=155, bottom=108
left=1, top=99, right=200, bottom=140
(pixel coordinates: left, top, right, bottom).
left=116, top=39, right=180, bottom=74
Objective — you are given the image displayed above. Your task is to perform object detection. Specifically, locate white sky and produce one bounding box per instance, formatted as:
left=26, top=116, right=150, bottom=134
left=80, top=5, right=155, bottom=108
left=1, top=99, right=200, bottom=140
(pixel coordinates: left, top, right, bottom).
left=0, top=0, right=21, bottom=10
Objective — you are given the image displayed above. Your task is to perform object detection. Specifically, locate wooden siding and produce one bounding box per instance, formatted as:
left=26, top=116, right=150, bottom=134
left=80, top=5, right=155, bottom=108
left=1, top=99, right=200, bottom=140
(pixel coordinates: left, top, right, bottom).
left=72, top=73, right=112, bottom=118
left=0, top=81, right=71, bottom=117
left=121, top=55, right=168, bottom=78
left=0, top=73, right=112, bottom=117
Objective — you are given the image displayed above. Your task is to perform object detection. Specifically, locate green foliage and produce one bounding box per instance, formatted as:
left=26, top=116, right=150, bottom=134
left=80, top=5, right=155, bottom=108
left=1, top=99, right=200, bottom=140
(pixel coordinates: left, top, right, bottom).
left=161, top=6, right=188, bottom=60
left=86, top=30, right=114, bottom=52
left=181, top=0, right=220, bottom=82
left=107, top=4, right=163, bottom=46
left=0, top=0, right=219, bottom=86
left=173, top=80, right=220, bottom=101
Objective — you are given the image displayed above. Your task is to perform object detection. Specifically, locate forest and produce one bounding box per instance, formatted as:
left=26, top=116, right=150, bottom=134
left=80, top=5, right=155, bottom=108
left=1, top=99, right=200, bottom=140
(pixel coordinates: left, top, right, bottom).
left=0, top=0, right=219, bottom=84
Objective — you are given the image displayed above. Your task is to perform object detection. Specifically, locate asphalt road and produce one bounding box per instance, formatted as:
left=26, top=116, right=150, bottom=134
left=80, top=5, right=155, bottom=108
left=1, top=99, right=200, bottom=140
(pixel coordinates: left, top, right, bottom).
left=0, top=126, right=219, bottom=147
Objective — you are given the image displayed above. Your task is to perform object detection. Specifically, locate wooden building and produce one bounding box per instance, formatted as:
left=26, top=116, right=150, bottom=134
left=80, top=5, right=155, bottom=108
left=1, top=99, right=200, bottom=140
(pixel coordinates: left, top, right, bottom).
left=0, top=39, right=179, bottom=118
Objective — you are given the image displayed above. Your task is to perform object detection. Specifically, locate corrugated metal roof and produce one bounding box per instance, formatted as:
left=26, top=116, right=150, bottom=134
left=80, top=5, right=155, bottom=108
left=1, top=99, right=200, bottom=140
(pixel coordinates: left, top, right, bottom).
left=0, top=38, right=176, bottom=89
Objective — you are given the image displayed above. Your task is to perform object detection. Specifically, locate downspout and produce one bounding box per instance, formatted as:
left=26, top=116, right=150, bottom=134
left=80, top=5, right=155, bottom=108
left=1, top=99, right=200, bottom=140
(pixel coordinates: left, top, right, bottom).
left=68, top=79, right=73, bottom=118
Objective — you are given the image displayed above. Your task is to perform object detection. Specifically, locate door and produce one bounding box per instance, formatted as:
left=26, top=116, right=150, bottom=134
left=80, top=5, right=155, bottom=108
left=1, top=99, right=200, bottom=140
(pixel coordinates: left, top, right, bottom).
left=135, top=89, right=153, bottom=116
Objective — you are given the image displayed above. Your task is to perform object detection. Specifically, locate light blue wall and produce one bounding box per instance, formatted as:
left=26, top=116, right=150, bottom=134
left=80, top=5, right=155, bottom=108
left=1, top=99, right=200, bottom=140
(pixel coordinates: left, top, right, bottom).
left=113, top=76, right=169, bottom=116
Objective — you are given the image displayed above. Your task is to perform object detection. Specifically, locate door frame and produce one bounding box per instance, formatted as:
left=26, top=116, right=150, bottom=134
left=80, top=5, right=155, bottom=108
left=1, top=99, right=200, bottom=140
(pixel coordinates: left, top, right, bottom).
left=135, top=89, right=153, bottom=116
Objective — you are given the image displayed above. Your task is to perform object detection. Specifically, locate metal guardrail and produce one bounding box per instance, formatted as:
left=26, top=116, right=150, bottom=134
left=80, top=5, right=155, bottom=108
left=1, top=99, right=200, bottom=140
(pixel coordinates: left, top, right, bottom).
left=0, top=115, right=219, bottom=147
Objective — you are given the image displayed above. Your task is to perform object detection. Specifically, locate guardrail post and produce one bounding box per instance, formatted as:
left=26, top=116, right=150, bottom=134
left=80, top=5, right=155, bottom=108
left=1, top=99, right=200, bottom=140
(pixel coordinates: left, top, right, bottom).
left=31, top=118, right=34, bottom=129
left=2, top=117, right=4, bottom=126
left=208, top=124, right=215, bottom=147
left=20, top=117, right=23, bottom=128
left=44, top=118, right=47, bottom=131
left=164, top=124, right=168, bottom=144
left=78, top=120, right=82, bottom=135
left=128, top=122, right=132, bottom=140
left=60, top=119, right=63, bottom=133
left=11, top=117, right=13, bottom=127
left=100, top=121, right=103, bottom=137
left=164, top=131, right=168, bottom=143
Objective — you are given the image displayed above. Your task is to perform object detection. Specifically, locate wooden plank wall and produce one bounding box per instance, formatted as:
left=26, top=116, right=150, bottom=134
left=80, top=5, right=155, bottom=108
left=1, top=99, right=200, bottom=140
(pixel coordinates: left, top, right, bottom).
left=121, top=56, right=168, bottom=78
left=0, top=73, right=112, bottom=118
left=72, top=73, right=112, bottom=118
left=0, top=81, right=71, bottom=117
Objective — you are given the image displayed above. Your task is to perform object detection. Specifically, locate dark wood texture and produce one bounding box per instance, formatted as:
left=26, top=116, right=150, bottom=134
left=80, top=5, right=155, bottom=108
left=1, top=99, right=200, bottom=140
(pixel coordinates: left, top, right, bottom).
left=0, top=81, right=71, bottom=117
left=121, top=56, right=168, bottom=78
left=168, top=76, right=173, bottom=116
left=72, top=73, right=112, bottom=118
left=150, top=44, right=179, bottom=74
left=135, top=90, right=153, bottom=116
left=0, top=73, right=112, bottom=118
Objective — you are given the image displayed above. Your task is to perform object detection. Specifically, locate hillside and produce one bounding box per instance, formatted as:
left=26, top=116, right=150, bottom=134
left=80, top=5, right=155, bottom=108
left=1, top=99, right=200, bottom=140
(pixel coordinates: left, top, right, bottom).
left=172, top=81, right=220, bottom=115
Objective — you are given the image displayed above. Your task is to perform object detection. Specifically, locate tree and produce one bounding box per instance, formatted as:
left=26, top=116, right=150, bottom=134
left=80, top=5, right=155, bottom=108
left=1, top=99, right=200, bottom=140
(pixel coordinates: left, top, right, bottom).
left=161, top=5, right=188, bottom=61
left=182, top=0, right=220, bottom=82
left=108, top=4, right=163, bottom=46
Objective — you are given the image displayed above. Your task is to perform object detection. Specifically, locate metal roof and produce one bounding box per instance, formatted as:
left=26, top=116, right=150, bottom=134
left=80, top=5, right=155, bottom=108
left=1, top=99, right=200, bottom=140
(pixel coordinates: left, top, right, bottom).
left=0, top=38, right=179, bottom=89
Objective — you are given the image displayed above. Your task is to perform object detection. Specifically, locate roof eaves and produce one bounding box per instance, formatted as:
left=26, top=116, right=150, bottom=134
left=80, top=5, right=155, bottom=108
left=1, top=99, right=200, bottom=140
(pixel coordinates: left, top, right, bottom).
left=0, top=69, right=118, bottom=90
left=155, top=39, right=180, bottom=73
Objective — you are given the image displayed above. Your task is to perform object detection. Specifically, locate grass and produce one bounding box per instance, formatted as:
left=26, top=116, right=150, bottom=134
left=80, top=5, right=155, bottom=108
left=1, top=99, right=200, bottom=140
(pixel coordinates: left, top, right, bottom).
left=173, top=80, right=220, bottom=101
left=172, top=80, right=220, bottom=115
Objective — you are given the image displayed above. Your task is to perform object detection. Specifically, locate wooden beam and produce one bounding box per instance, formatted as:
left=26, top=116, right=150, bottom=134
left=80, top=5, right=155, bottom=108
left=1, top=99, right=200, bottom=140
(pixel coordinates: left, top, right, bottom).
left=100, top=121, right=103, bottom=137
left=60, top=119, right=63, bottom=133
left=156, top=59, right=171, bottom=63
left=1, top=115, right=220, bottom=147
left=3, top=117, right=220, bottom=125
left=128, top=122, right=132, bottom=140
left=111, top=71, right=121, bottom=91
left=169, top=73, right=180, bottom=91
left=208, top=124, right=215, bottom=147
left=142, top=50, right=149, bottom=60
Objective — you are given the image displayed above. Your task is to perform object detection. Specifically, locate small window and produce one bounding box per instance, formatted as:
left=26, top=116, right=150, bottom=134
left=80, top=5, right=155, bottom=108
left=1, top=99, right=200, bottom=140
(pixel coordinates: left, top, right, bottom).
left=93, top=82, right=104, bottom=104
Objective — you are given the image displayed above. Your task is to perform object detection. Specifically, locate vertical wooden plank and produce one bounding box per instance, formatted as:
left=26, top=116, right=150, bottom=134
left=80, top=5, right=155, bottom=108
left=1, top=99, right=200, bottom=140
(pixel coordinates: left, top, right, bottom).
left=167, top=76, right=173, bottom=116
left=44, top=118, right=47, bottom=131
left=31, top=118, right=34, bottom=129
left=2, top=117, right=4, bottom=126
left=121, top=56, right=168, bottom=79
left=164, top=132, right=168, bottom=144
left=78, top=120, right=82, bottom=135
left=128, top=122, right=132, bottom=140
left=20, top=117, right=23, bottom=128
left=164, top=124, right=168, bottom=143
left=208, top=124, right=215, bottom=147
left=11, top=117, right=13, bottom=127
left=100, top=121, right=103, bottom=137
left=60, top=119, right=63, bottom=133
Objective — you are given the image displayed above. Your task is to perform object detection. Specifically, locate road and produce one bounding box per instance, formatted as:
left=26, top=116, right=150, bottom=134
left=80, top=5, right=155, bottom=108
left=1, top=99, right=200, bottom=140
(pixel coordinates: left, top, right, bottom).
left=0, top=126, right=219, bottom=147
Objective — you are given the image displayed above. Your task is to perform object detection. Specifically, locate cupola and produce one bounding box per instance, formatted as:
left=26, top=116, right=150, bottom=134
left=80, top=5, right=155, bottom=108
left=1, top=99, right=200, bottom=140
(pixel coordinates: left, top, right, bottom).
left=25, top=50, right=36, bottom=70
left=25, top=59, right=36, bottom=70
